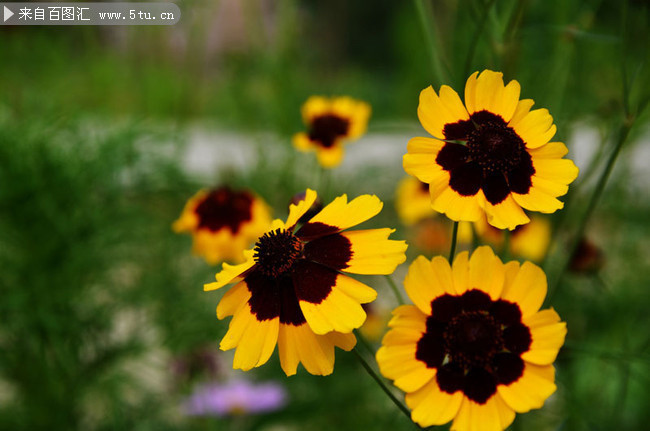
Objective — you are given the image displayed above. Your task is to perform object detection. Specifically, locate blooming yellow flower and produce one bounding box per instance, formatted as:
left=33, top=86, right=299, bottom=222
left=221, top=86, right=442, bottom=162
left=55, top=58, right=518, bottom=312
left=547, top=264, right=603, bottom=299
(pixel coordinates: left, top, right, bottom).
left=395, top=176, right=437, bottom=226
left=174, top=187, right=271, bottom=264
left=403, top=70, right=579, bottom=230
left=205, top=189, right=407, bottom=376
left=293, top=96, right=371, bottom=168
left=377, top=246, right=566, bottom=431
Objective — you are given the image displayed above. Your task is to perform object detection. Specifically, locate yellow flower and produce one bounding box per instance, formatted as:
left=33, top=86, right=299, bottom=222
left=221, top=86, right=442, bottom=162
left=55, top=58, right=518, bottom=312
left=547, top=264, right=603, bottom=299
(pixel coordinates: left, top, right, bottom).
left=205, top=189, right=407, bottom=376
left=395, top=176, right=437, bottom=226
left=377, top=246, right=566, bottom=431
left=403, top=70, right=579, bottom=230
left=293, top=96, right=371, bottom=168
left=468, top=214, right=551, bottom=262
left=174, top=187, right=272, bottom=264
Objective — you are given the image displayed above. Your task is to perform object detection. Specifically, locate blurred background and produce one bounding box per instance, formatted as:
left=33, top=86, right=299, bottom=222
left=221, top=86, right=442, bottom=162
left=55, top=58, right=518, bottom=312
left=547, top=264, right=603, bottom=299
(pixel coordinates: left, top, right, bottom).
left=1, top=0, right=649, bottom=430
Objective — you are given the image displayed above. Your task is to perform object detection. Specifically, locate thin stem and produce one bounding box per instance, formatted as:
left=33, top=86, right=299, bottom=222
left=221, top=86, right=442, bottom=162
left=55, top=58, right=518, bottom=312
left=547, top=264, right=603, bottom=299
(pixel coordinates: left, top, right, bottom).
left=502, top=0, right=528, bottom=76
left=352, top=348, right=415, bottom=423
left=463, top=0, right=498, bottom=78
left=318, top=165, right=331, bottom=200
left=413, top=0, right=449, bottom=86
left=448, top=221, right=459, bottom=263
left=548, top=120, right=634, bottom=300
left=353, top=329, right=375, bottom=358
left=385, top=275, right=405, bottom=305
left=501, top=229, right=511, bottom=262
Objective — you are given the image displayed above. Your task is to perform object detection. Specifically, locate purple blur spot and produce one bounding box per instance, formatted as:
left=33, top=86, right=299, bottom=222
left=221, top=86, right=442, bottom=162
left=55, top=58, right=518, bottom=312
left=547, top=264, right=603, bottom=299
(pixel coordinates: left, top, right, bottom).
left=182, top=379, right=288, bottom=416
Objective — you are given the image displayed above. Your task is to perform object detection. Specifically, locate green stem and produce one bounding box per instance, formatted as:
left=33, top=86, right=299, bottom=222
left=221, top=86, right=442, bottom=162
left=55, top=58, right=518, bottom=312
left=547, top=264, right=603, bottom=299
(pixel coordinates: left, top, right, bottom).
left=353, top=329, right=376, bottom=358
left=352, top=348, right=414, bottom=423
left=548, top=119, right=634, bottom=300
left=448, top=221, right=459, bottom=263
left=413, top=0, right=449, bottom=86
left=385, top=275, right=405, bottom=305
left=501, top=229, right=511, bottom=262
left=463, top=0, right=498, bottom=78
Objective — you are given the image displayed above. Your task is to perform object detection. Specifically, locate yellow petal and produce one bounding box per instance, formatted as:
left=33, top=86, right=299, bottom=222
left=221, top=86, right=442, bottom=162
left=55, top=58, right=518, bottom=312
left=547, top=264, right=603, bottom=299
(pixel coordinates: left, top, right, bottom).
left=451, top=394, right=515, bottom=431
left=299, top=275, right=370, bottom=335
left=512, top=186, right=564, bottom=213
left=204, top=249, right=256, bottom=291
left=277, top=323, right=336, bottom=376
left=465, top=70, right=521, bottom=123
left=376, top=344, right=435, bottom=393
left=508, top=99, right=535, bottom=127
left=418, top=85, right=469, bottom=140
left=464, top=71, right=480, bottom=115
left=533, top=158, right=579, bottom=185
left=340, top=228, right=408, bottom=275
left=293, top=132, right=315, bottom=151
left=497, top=363, right=556, bottom=413
left=432, top=187, right=484, bottom=222
left=316, top=144, right=345, bottom=168
left=323, top=330, right=356, bottom=351
left=403, top=137, right=447, bottom=183
left=484, top=194, right=530, bottom=230
left=521, top=308, right=567, bottom=365
left=468, top=246, right=505, bottom=300
left=452, top=251, right=470, bottom=294
left=406, top=377, right=464, bottom=427
left=500, top=261, right=547, bottom=317
left=511, top=108, right=556, bottom=149
left=308, top=193, right=383, bottom=232
left=284, top=189, right=318, bottom=229
left=404, top=255, right=455, bottom=314
left=387, top=305, right=428, bottom=331
left=220, top=304, right=279, bottom=371
left=301, top=96, right=330, bottom=123
left=216, top=280, right=251, bottom=319
left=529, top=141, right=569, bottom=159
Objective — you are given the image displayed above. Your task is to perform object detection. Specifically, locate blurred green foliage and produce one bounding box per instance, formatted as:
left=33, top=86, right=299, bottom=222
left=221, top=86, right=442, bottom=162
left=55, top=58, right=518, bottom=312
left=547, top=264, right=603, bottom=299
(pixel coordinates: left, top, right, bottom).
left=0, top=0, right=649, bottom=430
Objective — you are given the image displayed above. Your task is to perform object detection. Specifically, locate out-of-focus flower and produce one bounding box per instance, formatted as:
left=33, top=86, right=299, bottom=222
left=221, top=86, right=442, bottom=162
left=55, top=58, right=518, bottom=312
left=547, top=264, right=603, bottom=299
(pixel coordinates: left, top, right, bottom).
left=569, top=238, right=605, bottom=274
left=395, top=176, right=437, bottom=226
left=293, top=96, right=371, bottom=168
left=183, top=379, right=288, bottom=416
left=403, top=69, right=579, bottom=230
left=409, top=219, right=450, bottom=254
left=174, top=186, right=272, bottom=264
left=470, top=214, right=551, bottom=262
left=205, top=189, right=407, bottom=376
left=359, top=302, right=389, bottom=342
left=377, top=246, right=566, bottom=430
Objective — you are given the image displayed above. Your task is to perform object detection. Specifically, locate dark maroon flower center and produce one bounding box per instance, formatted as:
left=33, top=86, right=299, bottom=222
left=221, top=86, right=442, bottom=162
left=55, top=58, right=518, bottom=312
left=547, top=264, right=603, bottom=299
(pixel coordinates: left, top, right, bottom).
left=253, top=229, right=303, bottom=278
left=445, top=312, right=504, bottom=369
left=436, top=111, right=535, bottom=205
left=467, top=120, right=526, bottom=176
left=415, top=289, right=532, bottom=404
left=245, top=222, right=354, bottom=326
left=308, top=114, right=350, bottom=148
left=195, top=187, right=253, bottom=233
